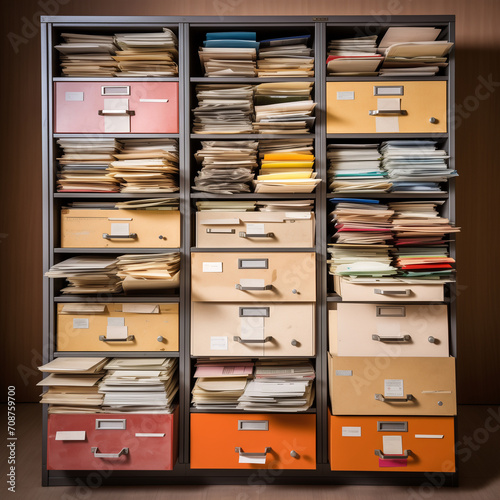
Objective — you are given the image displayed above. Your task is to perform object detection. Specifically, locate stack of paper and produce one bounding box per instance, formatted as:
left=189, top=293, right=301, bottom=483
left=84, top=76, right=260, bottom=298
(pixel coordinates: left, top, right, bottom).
left=237, top=360, right=315, bottom=412
left=113, top=198, right=179, bottom=210
left=257, top=35, right=314, bottom=77
left=116, top=252, right=180, bottom=293
left=253, top=82, right=315, bottom=134
left=196, top=200, right=257, bottom=211
left=109, top=139, right=179, bottom=193
left=191, top=360, right=253, bottom=410
left=99, top=358, right=178, bottom=412
left=199, top=32, right=258, bottom=77
left=55, top=33, right=118, bottom=76
left=45, top=256, right=121, bottom=294
left=381, top=141, right=456, bottom=193
left=255, top=199, right=314, bottom=212
left=113, top=29, right=178, bottom=76
left=328, top=144, right=390, bottom=193
left=192, top=85, right=255, bottom=134
left=327, top=35, right=382, bottom=76
left=56, top=138, right=120, bottom=193
left=192, top=140, right=258, bottom=194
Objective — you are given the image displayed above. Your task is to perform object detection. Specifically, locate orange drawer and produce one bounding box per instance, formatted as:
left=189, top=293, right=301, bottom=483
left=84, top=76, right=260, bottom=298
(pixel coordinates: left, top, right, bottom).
left=190, top=413, right=316, bottom=469
left=329, top=413, right=455, bottom=472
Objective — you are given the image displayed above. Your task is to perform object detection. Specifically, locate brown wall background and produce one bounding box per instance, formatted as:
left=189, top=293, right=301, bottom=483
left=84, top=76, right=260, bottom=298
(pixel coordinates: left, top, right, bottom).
left=1, top=0, right=498, bottom=403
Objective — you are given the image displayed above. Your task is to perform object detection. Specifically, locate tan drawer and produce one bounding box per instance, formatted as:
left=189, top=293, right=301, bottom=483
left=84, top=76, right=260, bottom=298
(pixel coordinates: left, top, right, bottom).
left=326, top=81, right=447, bottom=134
left=191, top=302, right=315, bottom=356
left=191, top=252, right=316, bottom=302
left=329, top=304, right=449, bottom=357
left=329, top=354, right=456, bottom=416
left=57, top=303, right=178, bottom=352
left=61, top=208, right=180, bottom=248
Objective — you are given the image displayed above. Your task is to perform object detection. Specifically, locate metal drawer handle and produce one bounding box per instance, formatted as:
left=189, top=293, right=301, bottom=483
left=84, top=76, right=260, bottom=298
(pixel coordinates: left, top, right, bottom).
left=233, top=336, right=273, bottom=344
left=375, top=394, right=415, bottom=403
left=98, top=109, right=135, bottom=116
left=369, top=109, right=407, bottom=116
left=372, top=334, right=411, bottom=343
left=239, top=232, right=275, bottom=238
left=99, top=335, right=135, bottom=342
left=375, top=449, right=412, bottom=460
left=235, top=284, right=273, bottom=291
left=102, top=233, right=137, bottom=240
left=374, top=289, right=411, bottom=296
left=91, top=447, right=128, bottom=458
left=206, top=228, right=235, bottom=234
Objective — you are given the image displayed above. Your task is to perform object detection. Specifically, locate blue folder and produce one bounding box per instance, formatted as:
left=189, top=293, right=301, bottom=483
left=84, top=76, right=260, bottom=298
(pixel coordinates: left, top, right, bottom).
left=203, top=40, right=260, bottom=49
left=329, top=198, right=380, bottom=204
left=206, top=32, right=257, bottom=41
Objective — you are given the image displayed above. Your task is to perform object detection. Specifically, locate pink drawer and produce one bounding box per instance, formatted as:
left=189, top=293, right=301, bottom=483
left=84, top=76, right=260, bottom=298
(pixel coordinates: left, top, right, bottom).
left=54, top=82, right=179, bottom=133
left=47, top=409, right=178, bottom=470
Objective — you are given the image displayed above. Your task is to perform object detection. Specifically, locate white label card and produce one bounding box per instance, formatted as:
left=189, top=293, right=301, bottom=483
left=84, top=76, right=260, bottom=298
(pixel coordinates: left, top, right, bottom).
left=385, top=379, right=404, bottom=398
left=239, top=454, right=267, bottom=464
left=56, top=431, right=86, bottom=441
left=383, top=435, right=403, bottom=455
left=202, top=262, right=223, bottom=273
left=336, top=370, right=353, bottom=376
left=337, top=91, right=355, bottom=100
left=110, top=223, right=130, bottom=236
left=210, top=336, right=228, bottom=351
left=342, top=426, right=361, bottom=437
left=121, top=304, right=159, bottom=314
left=65, top=92, right=84, bottom=101
left=106, top=326, right=128, bottom=340
left=285, top=212, right=312, bottom=219
left=73, top=318, right=89, bottom=329
left=246, top=223, right=265, bottom=235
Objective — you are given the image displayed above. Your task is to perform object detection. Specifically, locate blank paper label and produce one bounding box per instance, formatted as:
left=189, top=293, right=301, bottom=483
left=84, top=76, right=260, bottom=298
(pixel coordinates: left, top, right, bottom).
left=383, top=435, right=403, bottom=455
left=336, top=370, right=353, bottom=377
left=210, top=336, right=228, bottom=350
left=385, top=379, right=404, bottom=397
left=110, top=223, right=130, bottom=236
left=73, top=318, right=89, bottom=329
left=342, top=426, right=361, bottom=437
left=337, top=91, right=355, bottom=100
left=203, top=262, right=223, bottom=273
left=65, top=92, right=84, bottom=101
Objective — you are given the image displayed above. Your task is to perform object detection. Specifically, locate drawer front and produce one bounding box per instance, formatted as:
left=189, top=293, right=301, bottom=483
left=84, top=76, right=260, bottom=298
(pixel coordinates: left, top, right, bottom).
left=191, top=302, right=315, bottom=356
left=329, top=304, right=449, bottom=357
left=196, top=211, right=315, bottom=248
left=329, top=414, right=455, bottom=472
left=335, top=276, right=444, bottom=302
left=47, top=410, right=178, bottom=470
left=57, top=303, right=179, bottom=352
left=190, top=413, right=316, bottom=469
left=329, top=355, right=456, bottom=416
left=61, top=209, right=181, bottom=248
left=191, top=252, right=316, bottom=302
left=54, top=82, right=179, bottom=133
left=326, top=81, right=447, bottom=134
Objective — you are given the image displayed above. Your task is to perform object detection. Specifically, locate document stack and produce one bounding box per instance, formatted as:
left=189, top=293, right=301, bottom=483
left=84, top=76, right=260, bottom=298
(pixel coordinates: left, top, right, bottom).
left=326, top=35, right=382, bottom=75
left=116, top=252, right=180, bottom=293
left=255, top=199, right=314, bottom=212
left=196, top=200, right=257, bottom=211
left=113, top=29, right=179, bottom=76
left=56, top=137, right=120, bottom=193
left=256, top=35, right=314, bottom=77
left=199, top=32, right=258, bottom=77
left=378, top=27, right=453, bottom=76
left=38, top=357, right=108, bottom=414
left=237, top=360, right=315, bottom=412
left=55, top=33, right=118, bottom=76
left=109, top=138, right=179, bottom=193
left=381, top=140, right=456, bottom=193
left=327, top=144, right=390, bottom=193
left=192, top=140, right=258, bottom=194
left=99, top=358, right=178, bottom=413
left=191, top=360, right=253, bottom=410
left=45, top=256, right=121, bottom=294
left=192, top=84, right=255, bottom=134
left=389, top=201, right=460, bottom=280
left=253, top=82, right=315, bottom=134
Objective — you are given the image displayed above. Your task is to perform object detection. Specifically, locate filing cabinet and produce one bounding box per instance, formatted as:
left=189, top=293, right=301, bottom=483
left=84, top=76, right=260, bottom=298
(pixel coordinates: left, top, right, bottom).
left=191, top=252, right=316, bottom=302
left=196, top=211, right=315, bottom=248
left=54, top=81, right=179, bottom=133
left=329, top=355, right=456, bottom=416
left=61, top=208, right=181, bottom=248
left=329, top=304, right=449, bottom=357
left=190, top=413, right=316, bottom=469
left=191, top=302, right=315, bottom=356
left=47, top=409, right=178, bottom=470
left=326, top=81, right=447, bottom=134
left=57, top=303, right=179, bottom=352
left=329, top=413, right=455, bottom=472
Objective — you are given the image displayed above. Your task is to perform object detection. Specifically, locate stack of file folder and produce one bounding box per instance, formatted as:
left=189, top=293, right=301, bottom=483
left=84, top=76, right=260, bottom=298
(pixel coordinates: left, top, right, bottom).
left=55, top=33, right=118, bottom=76
left=113, top=29, right=178, bottom=76
left=99, top=358, right=178, bottom=413
left=328, top=144, right=390, bottom=193
left=326, top=35, right=382, bottom=76
left=192, top=140, right=258, bottom=194
left=381, top=140, right=456, bottom=193
left=199, top=32, right=258, bottom=77
left=116, top=252, right=180, bottom=293
left=192, top=84, right=255, bottom=134
left=57, top=138, right=121, bottom=193
left=237, top=360, right=315, bottom=412
left=196, top=200, right=257, bottom=211
left=255, top=199, right=314, bottom=212
left=191, top=360, right=253, bottom=410
left=256, top=35, right=314, bottom=77
left=109, top=138, right=179, bottom=193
